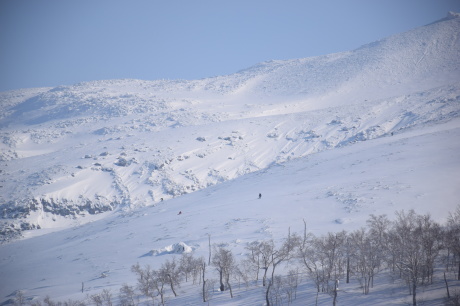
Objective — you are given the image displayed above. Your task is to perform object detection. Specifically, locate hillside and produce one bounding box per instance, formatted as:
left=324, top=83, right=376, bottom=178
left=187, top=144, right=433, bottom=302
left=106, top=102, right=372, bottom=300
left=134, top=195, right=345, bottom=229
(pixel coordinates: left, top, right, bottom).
left=0, top=12, right=459, bottom=305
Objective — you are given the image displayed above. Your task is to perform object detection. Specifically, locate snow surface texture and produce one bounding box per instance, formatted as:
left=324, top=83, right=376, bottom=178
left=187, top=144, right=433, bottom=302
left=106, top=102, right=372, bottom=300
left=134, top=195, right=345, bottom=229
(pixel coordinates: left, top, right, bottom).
left=0, top=12, right=459, bottom=305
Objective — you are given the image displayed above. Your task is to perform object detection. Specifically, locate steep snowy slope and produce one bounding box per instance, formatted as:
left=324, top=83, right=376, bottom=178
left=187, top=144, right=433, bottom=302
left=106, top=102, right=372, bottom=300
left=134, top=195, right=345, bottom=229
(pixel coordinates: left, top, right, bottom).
left=0, top=13, right=459, bottom=242
left=0, top=117, right=459, bottom=304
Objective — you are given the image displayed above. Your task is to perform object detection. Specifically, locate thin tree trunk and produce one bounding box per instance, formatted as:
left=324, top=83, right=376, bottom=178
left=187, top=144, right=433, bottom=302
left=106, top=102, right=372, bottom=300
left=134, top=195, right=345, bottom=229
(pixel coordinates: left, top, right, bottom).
left=202, top=262, right=207, bottom=302
left=219, top=270, right=225, bottom=292
left=168, top=274, right=178, bottom=297
left=444, top=272, right=450, bottom=299
left=333, top=280, right=338, bottom=306
left=208, top=234, right=211, bottom=265
left=262, top=267, right=268, bottom=286
left=458, top=257, right=460, bottom=281
left=346, top=256, right=350, bottom=283
left=265, top=281, right=271, bottom=306
left=226, top=278, right=233, bottom=298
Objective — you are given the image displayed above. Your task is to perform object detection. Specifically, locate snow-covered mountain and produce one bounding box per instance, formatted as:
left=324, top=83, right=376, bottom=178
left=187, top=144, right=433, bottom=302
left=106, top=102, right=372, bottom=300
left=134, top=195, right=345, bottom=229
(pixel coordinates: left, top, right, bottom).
left=0, top=12, right=460, bottom=305
left=1, top=13, right=459, bottom=241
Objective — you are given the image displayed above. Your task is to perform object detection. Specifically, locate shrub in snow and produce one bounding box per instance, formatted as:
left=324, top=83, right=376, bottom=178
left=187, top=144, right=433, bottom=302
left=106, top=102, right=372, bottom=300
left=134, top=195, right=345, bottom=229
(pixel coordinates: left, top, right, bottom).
left=196, top=136, right=206, bottom=142
left=115, top=157, right=129, bottom=167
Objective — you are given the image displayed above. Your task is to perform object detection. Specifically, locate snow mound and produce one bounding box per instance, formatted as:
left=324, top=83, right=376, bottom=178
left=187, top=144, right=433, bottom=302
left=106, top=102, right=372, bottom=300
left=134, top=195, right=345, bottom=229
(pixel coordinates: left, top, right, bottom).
left=447, top=11, right=460, bottom=19
left=146, top=242, right=193, bottom=256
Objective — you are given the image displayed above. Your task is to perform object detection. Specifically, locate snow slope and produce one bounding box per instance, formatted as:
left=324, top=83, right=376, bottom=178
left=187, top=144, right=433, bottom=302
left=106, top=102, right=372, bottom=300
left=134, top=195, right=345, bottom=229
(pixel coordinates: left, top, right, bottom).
left=1, top=118, right=459, bottom=305
left=0, top=12, right=459, bottom=305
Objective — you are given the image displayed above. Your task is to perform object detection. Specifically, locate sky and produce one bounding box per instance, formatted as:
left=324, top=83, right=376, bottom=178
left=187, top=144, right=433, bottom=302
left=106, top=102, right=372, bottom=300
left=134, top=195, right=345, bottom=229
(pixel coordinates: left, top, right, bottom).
left=1, top=0, right=460, bottom=92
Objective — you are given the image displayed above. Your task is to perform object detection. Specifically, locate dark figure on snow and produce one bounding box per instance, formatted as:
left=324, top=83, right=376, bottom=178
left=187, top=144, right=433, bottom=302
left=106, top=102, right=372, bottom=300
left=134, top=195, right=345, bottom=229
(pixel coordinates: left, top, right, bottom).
left=259, top=193, right=262, bottom=199
left=178, top=211, right=182, bottom=215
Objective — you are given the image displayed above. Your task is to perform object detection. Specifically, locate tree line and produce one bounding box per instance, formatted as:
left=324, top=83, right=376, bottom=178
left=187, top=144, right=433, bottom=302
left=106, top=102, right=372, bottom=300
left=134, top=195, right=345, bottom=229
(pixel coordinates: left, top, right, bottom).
left=14, top=206, right=460, bottom=306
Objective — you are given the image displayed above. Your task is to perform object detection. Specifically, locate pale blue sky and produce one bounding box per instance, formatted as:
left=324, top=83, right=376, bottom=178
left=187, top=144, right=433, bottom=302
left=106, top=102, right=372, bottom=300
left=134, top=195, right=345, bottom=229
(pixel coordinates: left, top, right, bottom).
left=1, top=0, right=459, bottom=92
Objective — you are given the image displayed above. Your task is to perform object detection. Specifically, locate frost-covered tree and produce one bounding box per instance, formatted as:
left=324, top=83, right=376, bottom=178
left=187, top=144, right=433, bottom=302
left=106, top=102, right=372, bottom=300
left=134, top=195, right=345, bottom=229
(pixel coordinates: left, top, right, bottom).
left=131, top=263, right=157, bottom=304
left=119, top=284, right=136, bottom=306
left=179, top=253, right=195, bottom=283
left=446, top=205, right=460, bottom=280
left=349, top=228, right=381, bottom=294
left=388, top=210, right=441, bottom=306
left=160, top=258, right=181, bottom=297
left=245, top=241, right=263, bottom=283
left=212, top=246, right=235, bottom=297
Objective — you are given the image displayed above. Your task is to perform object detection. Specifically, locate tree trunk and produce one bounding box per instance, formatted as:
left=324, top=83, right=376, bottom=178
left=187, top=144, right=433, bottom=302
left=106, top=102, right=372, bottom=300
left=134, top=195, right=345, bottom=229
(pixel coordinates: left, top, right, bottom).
left=168, top=274, right=178, bottom=297
left=346, top=256, right=350, bottom=283
left=271, top=262, right=278, bottom=284
left=208, top=234, right=211, bottom=265
left=219, top=270, right=225, bottom=292
left=444, top=272, right=450, bottom=299
left=227, top=280, right=233, bottom=298
left=412, top=280, right=417, bottom=306
left=262, top=267, right=268, bottom=286
left=202, top=262, right=207, bottom=302
left=457, top=257, right=460, bottom=281
left=333, top=280, right=338, bottom=306
left=265, top=281, right=271, bottom=306
left=159, top=284, right=165, bottom=306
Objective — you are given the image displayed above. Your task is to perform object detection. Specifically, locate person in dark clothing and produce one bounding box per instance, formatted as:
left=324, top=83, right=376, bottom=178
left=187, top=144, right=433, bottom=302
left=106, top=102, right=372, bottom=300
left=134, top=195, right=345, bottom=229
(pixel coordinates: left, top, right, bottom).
left=259, top=193, right=262, bottom=199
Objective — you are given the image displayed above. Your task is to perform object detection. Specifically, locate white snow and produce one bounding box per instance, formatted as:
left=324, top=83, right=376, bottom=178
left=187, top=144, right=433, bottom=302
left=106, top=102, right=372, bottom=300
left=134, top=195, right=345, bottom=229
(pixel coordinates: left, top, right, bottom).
left=147, top=242, right=193, bottom=256
left=0, top=12, right=459, bottom=305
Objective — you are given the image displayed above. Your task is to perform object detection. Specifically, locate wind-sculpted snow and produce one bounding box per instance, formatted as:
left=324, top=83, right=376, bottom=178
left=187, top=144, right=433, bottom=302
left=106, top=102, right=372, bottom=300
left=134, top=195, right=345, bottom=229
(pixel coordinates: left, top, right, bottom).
left=0, top=14, right=460, bottom=242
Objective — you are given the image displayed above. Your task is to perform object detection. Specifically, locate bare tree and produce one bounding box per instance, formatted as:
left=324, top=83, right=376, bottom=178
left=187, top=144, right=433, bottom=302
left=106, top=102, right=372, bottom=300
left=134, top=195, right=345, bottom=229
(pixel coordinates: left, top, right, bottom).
left=179, top=253, right=195, bottom=283
left=366, top=214, right=391, bottom=274
left=201, top=260, right=207, bottom=302
left=89, top=290, right=112, bottom=306
left=212, top=246, right=235, bottom=297
left=235, top=258, right=256, bottom=289
left=446, top=205, right=460, bottom=280
left=13, top=291, right=25, bottom=306
left=100, top=289, right=113, bottom=306
left=417, top=214, right=443, bottom=284
left=267, top=276, right=285, bottom=306
left=285, top=269, right=300, bottom=303
left=63, top=299, right=86, bottom=306
left=131, top=263, right=157, bottom=304
left=298, top=230, right=347, bottom=304
left=119, top=284, right=137, bottom=306
left=270, top=232, right=301, bottom=284
left=203, top=279, right=216, bottom=303
left=259, top=240, right=276, bottom=287
left=321, top=231, right=347, bottom=293
left=160, top=258, right=181, bottom=297
left=349, top=228, right=382, bottom=294
left=151, top=269, right=167, bottom=305
left=89, top=292, right=103, bottom=306
left=389, top=210, right=430, bottom=306
left=245, top=241, right=263, bottom=283
left=298, top=232, right=326, bottom=305
left=43, top=296, right=56, bottom=306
